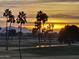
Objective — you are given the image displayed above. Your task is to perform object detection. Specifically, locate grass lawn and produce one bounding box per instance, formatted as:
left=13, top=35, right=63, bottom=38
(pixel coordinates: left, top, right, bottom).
left=13, top=45, right=79, bottom=56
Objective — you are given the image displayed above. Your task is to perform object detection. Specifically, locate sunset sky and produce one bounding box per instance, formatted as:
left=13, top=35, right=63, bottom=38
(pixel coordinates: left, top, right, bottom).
left=0, top=0, right=79, bottom=32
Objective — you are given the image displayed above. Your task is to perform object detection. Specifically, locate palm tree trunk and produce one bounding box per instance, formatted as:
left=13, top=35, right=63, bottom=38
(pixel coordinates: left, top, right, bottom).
left=9, top=22, right=13, bottom=40
left=6, top=22, right=12, bottom=50
left=19, top=24, right=22, bottom=59
left=9, top=22, right=12, bottom=29
left=6, top=21, right=8, bottom=50
left=38, top=29, right=41, bottom=48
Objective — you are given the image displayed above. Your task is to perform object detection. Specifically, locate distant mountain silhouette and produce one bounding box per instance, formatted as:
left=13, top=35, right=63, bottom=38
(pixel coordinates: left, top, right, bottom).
left=0, top=27, right=32, bottom=33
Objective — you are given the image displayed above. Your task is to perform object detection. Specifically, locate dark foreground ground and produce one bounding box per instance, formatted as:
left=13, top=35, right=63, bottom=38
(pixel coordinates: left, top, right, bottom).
left=0, top=45, right=79, bottom=59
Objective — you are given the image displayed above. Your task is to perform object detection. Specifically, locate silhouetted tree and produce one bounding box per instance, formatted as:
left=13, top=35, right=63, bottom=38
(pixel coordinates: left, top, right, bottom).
left=36, top=11, right=48, bottom=24
left=58, top=28, right=64, bottom=44
left=58, top=25, right=79, bottom=45
left=33, top=11, right=48, bottom=47
left=3, top=9, right=15, bottom=50
left=16, top=11, right=27, bottom=59
left=3, top=9, right=9, bottom=50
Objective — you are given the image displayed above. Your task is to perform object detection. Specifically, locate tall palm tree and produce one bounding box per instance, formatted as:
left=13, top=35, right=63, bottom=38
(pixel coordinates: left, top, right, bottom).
left=3, top=9, right=15, bottom=50
left=35, top=11, right=48, bottom=47
left=16, top=11, right=27, bottom=59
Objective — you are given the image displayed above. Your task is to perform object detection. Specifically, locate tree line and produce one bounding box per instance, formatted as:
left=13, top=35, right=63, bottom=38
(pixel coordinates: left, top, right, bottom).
left=3, top=9, right=48, bottom=59
left=58, top=25, right=79, bottom=45
left=2, top=8, right=79, bottom=59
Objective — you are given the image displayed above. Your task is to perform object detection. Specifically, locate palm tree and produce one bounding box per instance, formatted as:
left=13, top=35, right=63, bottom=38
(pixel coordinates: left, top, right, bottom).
left=3, top=9, right=15, bottom=50
left=35, top=11, right=48, bottom=47
left=16, top=11, right=27, bottom=59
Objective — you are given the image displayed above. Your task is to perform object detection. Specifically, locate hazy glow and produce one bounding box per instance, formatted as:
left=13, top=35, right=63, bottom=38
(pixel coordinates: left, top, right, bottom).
left=1, top=17, right=79, bottom=32
left=41, top=24, right=66, bottom=30
left=22, top=18, right=79, bottom=32
left=0, top=2, right=79, bottom=32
